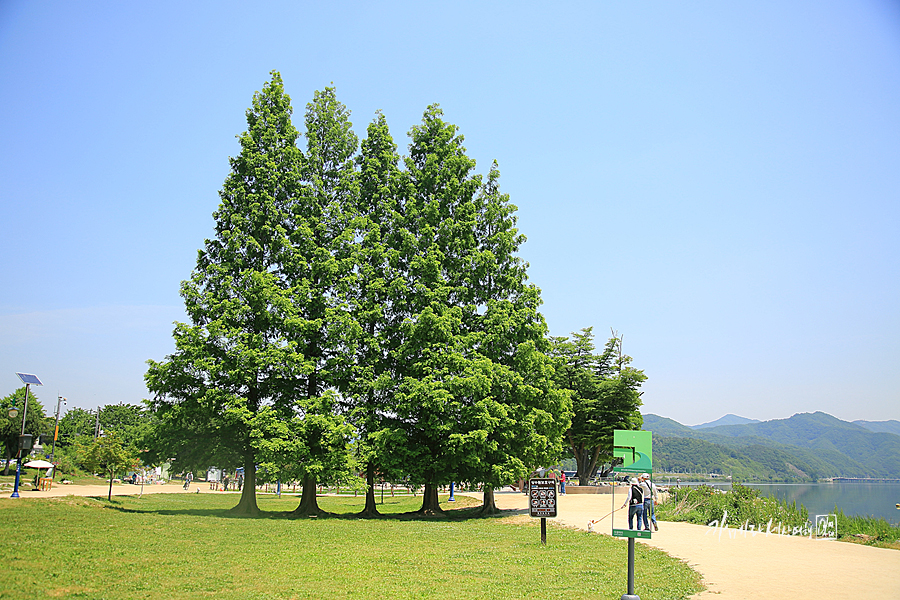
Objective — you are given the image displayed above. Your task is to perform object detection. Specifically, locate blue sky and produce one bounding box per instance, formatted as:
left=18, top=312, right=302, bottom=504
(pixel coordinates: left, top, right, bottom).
left=1, top=1, right=898, bottom=425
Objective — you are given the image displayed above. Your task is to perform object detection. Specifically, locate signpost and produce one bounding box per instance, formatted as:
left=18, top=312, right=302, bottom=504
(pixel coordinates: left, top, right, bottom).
left=529, top=478, right=557, bottom=544
left=611, top=429, right=653, bottom=600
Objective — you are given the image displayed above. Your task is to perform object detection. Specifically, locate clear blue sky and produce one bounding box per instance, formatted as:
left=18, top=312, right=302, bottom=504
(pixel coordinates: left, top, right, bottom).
left=2, top=1, right=898, bottom=425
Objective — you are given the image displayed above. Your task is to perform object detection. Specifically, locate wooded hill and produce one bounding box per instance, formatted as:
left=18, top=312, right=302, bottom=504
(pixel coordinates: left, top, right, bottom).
left=644, top=412, right=900, bottom=482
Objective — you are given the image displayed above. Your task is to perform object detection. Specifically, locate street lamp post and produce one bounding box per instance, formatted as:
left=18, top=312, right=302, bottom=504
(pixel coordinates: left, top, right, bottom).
left=50, top=395, right=66, bottom=465
left=11, top=373, right=42, bottom=498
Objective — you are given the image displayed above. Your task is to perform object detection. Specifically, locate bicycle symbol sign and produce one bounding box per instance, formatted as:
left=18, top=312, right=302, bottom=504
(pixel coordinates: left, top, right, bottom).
left=529, top=478, right=557, bottom=518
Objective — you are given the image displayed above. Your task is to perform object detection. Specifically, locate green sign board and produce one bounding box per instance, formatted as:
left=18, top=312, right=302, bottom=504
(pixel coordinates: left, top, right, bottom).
left=612, top=429, right=652, bottom=474
left=612, top=528, right=652, bottom=539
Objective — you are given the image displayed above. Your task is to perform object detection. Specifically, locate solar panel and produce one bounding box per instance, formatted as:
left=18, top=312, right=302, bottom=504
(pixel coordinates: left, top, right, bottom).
left=16, top=373, right=42, bottom=386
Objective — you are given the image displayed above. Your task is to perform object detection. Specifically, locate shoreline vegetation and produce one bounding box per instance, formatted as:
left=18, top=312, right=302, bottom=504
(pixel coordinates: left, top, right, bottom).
left=657, top=483, right=900, bottom=550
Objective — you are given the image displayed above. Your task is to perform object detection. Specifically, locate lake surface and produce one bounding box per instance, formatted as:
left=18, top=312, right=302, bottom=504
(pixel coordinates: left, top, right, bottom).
left=661, top=481, right=900, bottom=524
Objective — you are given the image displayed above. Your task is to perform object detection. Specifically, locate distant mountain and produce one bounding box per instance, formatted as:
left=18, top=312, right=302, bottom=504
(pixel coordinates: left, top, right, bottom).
left=642, top=414, right=696, bottom=437
left=854, top=419, right=900, bottom=436
left=691, top=414, right=761, bottom=429
left=643, top=412, right=900, bottom=481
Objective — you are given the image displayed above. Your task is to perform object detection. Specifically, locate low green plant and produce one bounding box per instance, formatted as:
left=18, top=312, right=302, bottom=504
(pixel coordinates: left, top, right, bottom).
left=833, top=509, right=900, bottom=548
left=658, top=483, right=808, bottom=532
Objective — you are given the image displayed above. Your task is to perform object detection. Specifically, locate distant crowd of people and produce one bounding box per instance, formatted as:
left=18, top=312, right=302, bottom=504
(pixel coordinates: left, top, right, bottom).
left=181, top=470, right=244, bottom=492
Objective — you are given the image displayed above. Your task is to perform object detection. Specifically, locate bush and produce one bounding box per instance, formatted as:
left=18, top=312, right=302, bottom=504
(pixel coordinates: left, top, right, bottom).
left=658, top=483, right=808, bottom=532
left=833, top=509, right=900, bottom=545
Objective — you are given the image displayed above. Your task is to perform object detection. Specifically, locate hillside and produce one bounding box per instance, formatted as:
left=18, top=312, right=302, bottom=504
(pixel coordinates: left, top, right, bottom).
left=691, top=414, right=761, bottom=429
left=854, top=419, right=900, bottom=436
left=643, top=412, right=900, bottom=481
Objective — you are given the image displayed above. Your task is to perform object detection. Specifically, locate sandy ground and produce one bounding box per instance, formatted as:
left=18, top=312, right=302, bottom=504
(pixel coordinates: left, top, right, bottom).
left=2, top=480, right=203, bottom=498
left=464, top=489, right=900, bottom=600
left=7, top=483, right=898, bottom=598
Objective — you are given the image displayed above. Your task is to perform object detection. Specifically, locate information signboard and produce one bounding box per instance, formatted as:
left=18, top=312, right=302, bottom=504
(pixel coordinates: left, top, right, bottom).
left=612, top=430, right=652, bottom=474
left=528, top=478, right=558, bottom=518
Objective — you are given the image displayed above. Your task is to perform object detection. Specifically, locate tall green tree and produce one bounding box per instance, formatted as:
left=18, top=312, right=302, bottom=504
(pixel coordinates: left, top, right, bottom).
left=77, top=432, right=136, bottom=501
left=56, top=407, right=98, bottom=448
left=98, top=403, right=151, bottom=452
left=145, top=71, right=307, bottom=516
left=281, top=86, right=360, bottom=516
left=550, top=329, right=645, bottom=485
left=1, top=388, right=50, bottom=475
left=381, top=106, right=570, bottom=514
left=347, top=111, right=406, bottom=516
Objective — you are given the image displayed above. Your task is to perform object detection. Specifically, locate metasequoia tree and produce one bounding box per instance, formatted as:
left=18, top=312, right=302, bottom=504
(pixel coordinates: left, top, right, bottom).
left=282, top=87, right=360, bottom=516
left=145, top=71, right=307, bottom=516
left=381, top=106, right=570, bottom=514
left=347, top=112, right=406, bottom=517
left=550, top=328, right=645, bottom=485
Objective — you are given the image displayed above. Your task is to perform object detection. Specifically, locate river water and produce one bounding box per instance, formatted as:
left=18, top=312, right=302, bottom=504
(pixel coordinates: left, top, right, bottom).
left=660, top=480, right=900, bottom=524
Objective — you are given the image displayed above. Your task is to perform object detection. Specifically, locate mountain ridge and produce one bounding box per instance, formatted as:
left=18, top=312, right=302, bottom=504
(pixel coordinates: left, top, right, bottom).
left=642, top=412, right=900, bottom=481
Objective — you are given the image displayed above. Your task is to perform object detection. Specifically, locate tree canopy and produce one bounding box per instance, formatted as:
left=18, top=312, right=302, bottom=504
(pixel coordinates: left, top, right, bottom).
left=144, top=73, right=604, bottom=517
left=1, top=387, right=50, bottom=475
left=550, top=329, right=645, bottom=485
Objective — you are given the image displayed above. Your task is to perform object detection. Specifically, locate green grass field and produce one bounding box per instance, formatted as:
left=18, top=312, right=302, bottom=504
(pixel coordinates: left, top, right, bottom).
left=0, top=493, right=702, bottom=599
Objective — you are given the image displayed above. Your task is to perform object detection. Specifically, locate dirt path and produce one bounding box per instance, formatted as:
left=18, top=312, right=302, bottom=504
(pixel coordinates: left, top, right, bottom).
left=3, top=481, right=202, bottom=498
left=466, top=490, right=900, bottom=600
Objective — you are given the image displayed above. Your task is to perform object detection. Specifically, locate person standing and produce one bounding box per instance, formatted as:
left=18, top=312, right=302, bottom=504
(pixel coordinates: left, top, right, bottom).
left=620, top=477, right=645, bottom=530
left=559, top=471, right=566, bottom=494
left=640, top=473, right=658, bottom=531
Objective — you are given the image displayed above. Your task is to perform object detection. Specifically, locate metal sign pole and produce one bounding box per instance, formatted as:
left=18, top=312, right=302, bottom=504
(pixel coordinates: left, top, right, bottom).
left=621, top=538, right=638, bottom=600
left=529, top=477, right=557, bottom=545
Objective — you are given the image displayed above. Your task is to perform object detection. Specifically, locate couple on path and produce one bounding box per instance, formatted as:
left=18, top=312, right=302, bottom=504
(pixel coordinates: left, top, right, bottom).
left=621, top=473, right=658, bottom=531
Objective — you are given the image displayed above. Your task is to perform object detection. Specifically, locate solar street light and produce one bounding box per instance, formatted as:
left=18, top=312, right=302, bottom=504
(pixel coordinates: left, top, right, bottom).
left=11, top=373, right=43, bottom=498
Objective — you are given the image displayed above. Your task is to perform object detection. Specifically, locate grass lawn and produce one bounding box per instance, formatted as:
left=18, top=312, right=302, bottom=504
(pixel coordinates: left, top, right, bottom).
left=0, top=492, right=702, bottom=599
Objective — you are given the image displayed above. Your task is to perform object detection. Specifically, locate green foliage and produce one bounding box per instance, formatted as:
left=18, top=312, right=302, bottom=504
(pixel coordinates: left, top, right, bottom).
left=145, top=79, right=571, bottom=518
left=373, top=106, right=570, bottom=511
left=550, top=329, right=644, bottom=484
left=77, top=432, right=136, bottom=475
left=56, top=407, right=97, bottom=448
left=146, top=71, right=311, bottom=515
left=658, top=483, right=809, bottom=532
left=832, top=509, right=900, bottom=547
left=0, top=387, right=50, bottom=473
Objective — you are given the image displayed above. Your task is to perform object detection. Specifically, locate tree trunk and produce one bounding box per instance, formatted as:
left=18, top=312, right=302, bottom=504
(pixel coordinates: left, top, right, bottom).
left=230, top=454, right=260, bottom=516
left=475, top=485, right=501, bottom=516
left=107, top=469, right=114, bottom=501
left=3, top=447, right=10, bottom=476
left=292, top=473, right=325, bottom=516
left=358, top=460, right=380, bottom=518
left=416, top=483, right=444, bottom=515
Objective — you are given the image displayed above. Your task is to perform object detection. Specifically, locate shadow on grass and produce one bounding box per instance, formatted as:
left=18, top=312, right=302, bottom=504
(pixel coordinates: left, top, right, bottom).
left=97, top=497, right=529, bottom=522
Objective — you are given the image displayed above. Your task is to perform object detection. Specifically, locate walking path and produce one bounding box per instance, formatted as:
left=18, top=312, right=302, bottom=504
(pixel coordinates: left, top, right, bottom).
left=462, top=489, right=899, bottom=600
left=2, top=481, right=194, bottom=498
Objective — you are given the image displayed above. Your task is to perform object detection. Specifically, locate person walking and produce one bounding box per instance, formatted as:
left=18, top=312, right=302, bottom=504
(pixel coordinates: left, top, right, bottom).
left=640, top=473, right=658, bottom=531
left=620, top=477, right=646, bottom=530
